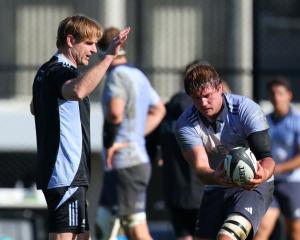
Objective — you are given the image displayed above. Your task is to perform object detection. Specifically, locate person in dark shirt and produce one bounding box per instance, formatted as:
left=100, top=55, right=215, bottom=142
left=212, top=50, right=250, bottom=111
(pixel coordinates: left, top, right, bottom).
left=158, top=91, right=204, bottom=240
left=31, top=15, right=129, bottom=240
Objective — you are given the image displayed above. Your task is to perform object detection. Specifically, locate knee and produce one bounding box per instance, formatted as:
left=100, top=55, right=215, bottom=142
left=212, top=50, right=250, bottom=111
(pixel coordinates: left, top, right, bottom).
left=120, top=212, right=147, bottom=230
left=217, top=213, right=252, bottom=240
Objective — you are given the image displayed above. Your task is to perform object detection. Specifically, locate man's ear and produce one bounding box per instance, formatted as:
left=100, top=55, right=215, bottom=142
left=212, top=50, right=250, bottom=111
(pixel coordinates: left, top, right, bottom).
left=66, top=34, right=75, bottom=48
left=218, top=83, right=224, bottom=93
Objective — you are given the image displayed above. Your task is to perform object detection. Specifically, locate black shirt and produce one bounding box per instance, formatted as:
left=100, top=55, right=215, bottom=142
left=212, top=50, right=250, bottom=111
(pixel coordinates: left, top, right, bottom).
left=32, top=54, right=91, bottom=190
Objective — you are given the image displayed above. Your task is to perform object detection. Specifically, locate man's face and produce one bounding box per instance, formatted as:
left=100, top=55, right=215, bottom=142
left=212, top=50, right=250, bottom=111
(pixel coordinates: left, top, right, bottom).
left=71, top=38, right=98, bottom=66
left=190, top=85, right=224, bottom=120
left=270, top=85, right=292, bottom=113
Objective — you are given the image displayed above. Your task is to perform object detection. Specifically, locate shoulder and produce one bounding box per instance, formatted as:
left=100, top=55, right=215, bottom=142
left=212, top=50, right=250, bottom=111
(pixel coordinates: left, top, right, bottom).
left=176, top=105, right=199, bottom=130
left=225, top=93, right=258, bottom=109
left=224, top=93, right=264, bottom=117
left=110, top=64, right=143, bottom=75
left=288, top=109, right=300, bottom=130
left=45, top=56, right=77, bottom=79
left=290, top=108, right=300, bottom=119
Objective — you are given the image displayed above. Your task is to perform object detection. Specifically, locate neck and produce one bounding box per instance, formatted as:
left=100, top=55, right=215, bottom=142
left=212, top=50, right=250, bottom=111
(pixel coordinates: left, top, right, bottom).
left=58, top=48, right=77, bottom=67
left=274, top=107, right=290, bottom=117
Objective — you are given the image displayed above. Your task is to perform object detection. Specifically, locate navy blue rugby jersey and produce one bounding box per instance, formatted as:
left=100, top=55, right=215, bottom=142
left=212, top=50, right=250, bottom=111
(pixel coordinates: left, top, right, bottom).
left=32, top=53, right=91, bottom=190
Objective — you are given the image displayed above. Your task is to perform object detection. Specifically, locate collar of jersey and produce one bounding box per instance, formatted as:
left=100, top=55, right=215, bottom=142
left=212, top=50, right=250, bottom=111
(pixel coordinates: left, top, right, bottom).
left=55, top=52, right=77, bottom=68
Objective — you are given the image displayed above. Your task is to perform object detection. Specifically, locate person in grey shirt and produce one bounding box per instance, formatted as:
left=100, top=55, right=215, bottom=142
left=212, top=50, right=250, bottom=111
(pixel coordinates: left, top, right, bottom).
left=96, top=27, right=166, bottom=240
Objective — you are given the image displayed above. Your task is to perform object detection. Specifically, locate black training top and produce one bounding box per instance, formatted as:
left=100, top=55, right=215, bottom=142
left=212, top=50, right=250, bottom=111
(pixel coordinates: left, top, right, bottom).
left=32, top=53, right=91, bottom=190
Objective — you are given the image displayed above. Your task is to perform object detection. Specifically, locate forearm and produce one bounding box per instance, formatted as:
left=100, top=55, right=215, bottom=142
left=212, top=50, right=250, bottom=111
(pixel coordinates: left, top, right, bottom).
left=195, top=167, right=221, bottom=185
left=144, top=103, right=166, bottom=136
left=275, top=155, right=300, bottom=174
left=259, top=157, right=275, bottom=180
left=103, top=119, right=120, bottom=148
left=144, top=114, right=163, bottom=136
left=62, top=55, right=114, bottom=100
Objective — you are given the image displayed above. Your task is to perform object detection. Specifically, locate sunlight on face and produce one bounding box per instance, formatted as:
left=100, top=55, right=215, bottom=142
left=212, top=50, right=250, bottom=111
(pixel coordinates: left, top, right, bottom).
left=72, top=38, right=98, bottom=66
left=191, top=85, right=224, bottom=120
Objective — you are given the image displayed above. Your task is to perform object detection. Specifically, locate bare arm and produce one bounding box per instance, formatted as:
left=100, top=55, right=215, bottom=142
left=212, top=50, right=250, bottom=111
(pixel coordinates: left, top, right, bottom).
left=144, top=101, right=166, bottom=136
left=182, top=145, right=231, bottom=185
left=62, top=27, right=130, bottom=101
left=274, top=153, right=300, bottom=175
left=106, top=98, right=126, bottom=124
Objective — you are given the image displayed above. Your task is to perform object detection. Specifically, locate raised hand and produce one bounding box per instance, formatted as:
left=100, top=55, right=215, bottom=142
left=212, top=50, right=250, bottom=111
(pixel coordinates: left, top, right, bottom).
left=105, top=27, right=131, bottom=57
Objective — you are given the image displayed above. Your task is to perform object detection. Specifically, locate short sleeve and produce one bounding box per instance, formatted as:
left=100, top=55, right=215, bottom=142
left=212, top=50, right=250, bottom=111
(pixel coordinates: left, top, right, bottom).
left=49, top=66, right=78, bottom=100
left=148, top=85, right=160, bottom=106
left=175, top=112, right=203, bottom=151
left=106, top=71, right=128, bottom=101
left=239, top=97, right=269, bottom=136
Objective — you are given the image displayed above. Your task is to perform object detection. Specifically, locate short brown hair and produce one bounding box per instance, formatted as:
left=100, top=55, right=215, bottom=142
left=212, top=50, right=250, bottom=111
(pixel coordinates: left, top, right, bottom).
left=184, top=65, right=221, bottom=96
left=267, top=75, right=292, bottom=92
left=56, top=15, right=103, bottom=48
left=97, top=27, right=126, bottom=54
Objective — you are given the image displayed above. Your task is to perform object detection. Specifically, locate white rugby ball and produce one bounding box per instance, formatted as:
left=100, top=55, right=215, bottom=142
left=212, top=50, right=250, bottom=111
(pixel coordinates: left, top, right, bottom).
left=224, top=147, right=257, bottom=185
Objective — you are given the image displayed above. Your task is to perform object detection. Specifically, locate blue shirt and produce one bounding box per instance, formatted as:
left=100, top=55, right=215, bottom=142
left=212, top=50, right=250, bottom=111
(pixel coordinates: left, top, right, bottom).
left=102, top=64, right=160, bottom=169
left=267, top=109, right=300, bottom=182
left=176, top=93, right=269, bottom=170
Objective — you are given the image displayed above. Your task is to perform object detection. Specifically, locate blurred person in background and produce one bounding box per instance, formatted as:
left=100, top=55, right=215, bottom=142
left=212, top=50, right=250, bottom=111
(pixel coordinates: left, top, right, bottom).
left=31, top=15, right=129, bottom=240
left=255, top=76, right=300, bottom=240
left=175, top=64, right=275, bottom=240
left=95, top=27, right=166, bottom=240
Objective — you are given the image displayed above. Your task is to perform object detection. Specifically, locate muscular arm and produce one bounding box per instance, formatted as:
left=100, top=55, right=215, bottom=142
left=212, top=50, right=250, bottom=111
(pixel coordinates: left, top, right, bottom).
left=182, top=145, right=225, bottom=185
left=247, top=130, right=275, bottom=184
left=144, top=100, right=166, bottom=136
left=62, top=55, right=115, bottom=100
left=62, top=27, right=130, bottom=101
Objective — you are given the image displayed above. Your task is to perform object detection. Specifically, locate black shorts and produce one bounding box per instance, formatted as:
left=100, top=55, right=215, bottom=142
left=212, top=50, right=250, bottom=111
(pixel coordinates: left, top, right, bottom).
left=195, top=181, right=274, bottom=239
left=169, top=208, right=199, bottom=238
left=42, top=186, right=89, bottom=233
left=100, top=163, right=151, bottom=216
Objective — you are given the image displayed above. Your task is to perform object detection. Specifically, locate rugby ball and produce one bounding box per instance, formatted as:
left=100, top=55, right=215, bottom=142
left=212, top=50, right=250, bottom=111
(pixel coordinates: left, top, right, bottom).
left=224, top=147, right=257, bottom=185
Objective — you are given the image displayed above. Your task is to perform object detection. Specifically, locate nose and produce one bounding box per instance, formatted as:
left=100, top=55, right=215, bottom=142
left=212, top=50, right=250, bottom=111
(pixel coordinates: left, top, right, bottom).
left=200, top=97, right=209, bottom=106
left=91, top=43, right=97, bottom=53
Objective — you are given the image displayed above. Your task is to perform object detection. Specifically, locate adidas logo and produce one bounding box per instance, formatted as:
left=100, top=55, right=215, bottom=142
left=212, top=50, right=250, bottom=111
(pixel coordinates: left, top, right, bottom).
left=245, top=207, right=253, bottom=215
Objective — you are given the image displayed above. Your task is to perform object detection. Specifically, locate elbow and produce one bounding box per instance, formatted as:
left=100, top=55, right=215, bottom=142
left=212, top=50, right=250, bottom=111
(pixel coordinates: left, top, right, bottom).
left=156, top=102, right=167, bottom=121
left=107, top=112, right=123, bottom=125
left=62, top=82, right=87, bottom=101
left=72, top=86, right=87, bottom=101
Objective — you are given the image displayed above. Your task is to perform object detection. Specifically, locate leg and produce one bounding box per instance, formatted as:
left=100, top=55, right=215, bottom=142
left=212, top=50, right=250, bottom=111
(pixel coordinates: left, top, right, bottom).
left=169, top=208, right=199, bottom=240
left=254, top=208, right=280, bottom=240
left=286, top=219, right=300, bottom=240
left=121, top=212, right=152, bottom=240
left=177, top=236, right=193, bottom=240
left=49, top=232, right=89, bottom=240
left=217, top=213, right=252, bottom=240
left=95, top=206, right=121, bottom=240
left=49, top=232, right=77, bottom=240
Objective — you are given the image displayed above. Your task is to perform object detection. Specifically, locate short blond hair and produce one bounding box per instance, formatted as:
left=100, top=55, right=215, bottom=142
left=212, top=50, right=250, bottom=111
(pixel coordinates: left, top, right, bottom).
left=56, top=15, right=103, bottom=48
